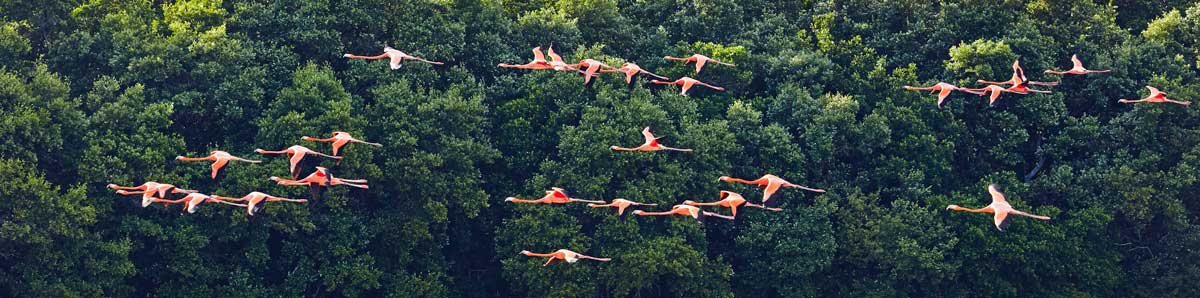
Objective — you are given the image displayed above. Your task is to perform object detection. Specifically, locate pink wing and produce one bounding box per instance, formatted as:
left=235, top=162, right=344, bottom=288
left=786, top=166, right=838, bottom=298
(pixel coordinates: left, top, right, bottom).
left=641, top=127, right=656, bottom=143
left=988, top=184, right=1007, bottom=204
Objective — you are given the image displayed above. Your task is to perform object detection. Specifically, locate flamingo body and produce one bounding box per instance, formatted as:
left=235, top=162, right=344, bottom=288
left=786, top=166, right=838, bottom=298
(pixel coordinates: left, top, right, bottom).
left=946, top=184, right=1051, bottom=231
left=610, top=127, right=693, bottom=152
left=650, top=77, right=724, bottom=96
left=1118, top=86, right=1191, bottom=106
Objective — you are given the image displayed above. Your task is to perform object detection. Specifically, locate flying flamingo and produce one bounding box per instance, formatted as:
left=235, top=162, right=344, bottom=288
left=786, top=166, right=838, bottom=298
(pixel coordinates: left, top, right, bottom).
left=301, top=131, right=382, bottom=157
left=519, top=249, right=611, bottom=266
left=588, top=198, right=658, bottom=216
left=1044, top=54, right=1111, bottom=75
left=962, top=85, right=1026, bottom=106
left=110, top=182, right=197, bottom=207
left=270, top=167, right=368, bottom=200
left=149, top=192, right=247, bottom=214
left=255, top=145, right=342, bottom=179
left=213, top=191, right=308, bottom=216
left=632, top=204, right=733, bottom=223
left=604, top=62, right=668, bottom=84
left=684, top=191, right=781, bottom=218
left=505, top=187, right=605, bottom=205
left=498, top=47, right=555, bottom=70
left=573, top=59, right=619, bottom=84
left=664, top=54, right=735, bottom=74
left=651, top=77, right=724, bottom=96
left=946, top=184, right=1051, bottom=231
left=902, top=82, right=985, bottom=108
left=610, top=126, right=693, bottom=152
left=720, top=174, right=824, bottom=208
left=175, top=150, right=261, bottom=179
left=546, top=45, right=581, bottom=72
left=343, top=46, right=443, bottom=70
left=1118, top=86, right=1191, bottom=106
left=977, top=59, right=1058, bottom=87
left=1004, top=81, right=1052, bottom=95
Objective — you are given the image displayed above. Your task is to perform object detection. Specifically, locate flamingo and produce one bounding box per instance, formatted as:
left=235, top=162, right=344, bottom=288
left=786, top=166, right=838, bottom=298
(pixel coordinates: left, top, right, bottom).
left=946, top=184, right=1051, bottom=231
left=632, top=204, right=733, bottom=223
left=610, top=126, right=692, bottom=152
left=270, top=167, right=368, bottom=200
left=1004, top=81, right=1052, bottom=95
left=213, top=191, right=307, bottom=216
left=1118, top=86, right=1191, bottom=106
left=498, top=47, right=555, bottom=70
left=175, top=150, right=261, bottom=179
left=603, top=62, right=668, bottom=84
left=519, top=249, right=611, bottom=266
left=962, top=85, right=1026, bottom=106
left=343, top=46, right=443, bottom=70
left=588, top=198, right=658, bottom=216
left=977, top=59, right=1058, bottom=87
left=663, top=54, right=735, bottom=74
left=902, top=82, right=985, bottom=108
left=1044, top=54, right=1111, bottom=75
left=110, top=182, right=197, bottom=207
left=505, top=187, right=605, bottom=204
left=546, top=45, right=580, bottom=72
left=573, top=59, right=619, bottom=84
left=684, top=191, right=780, bottom=218
left=255, top=145, right=341, bottom=179
left=301, top=131, right=382, bottom=157
left=720, top=174, right=824, bottom=208
left=149, top=192, right=247, bottom=214
left=650, top=77, right=724, bottom=96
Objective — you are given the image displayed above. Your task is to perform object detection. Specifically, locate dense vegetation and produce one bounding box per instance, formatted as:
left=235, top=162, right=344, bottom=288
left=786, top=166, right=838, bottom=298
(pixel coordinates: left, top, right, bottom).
left=3, top=0, right=1200, bottom=297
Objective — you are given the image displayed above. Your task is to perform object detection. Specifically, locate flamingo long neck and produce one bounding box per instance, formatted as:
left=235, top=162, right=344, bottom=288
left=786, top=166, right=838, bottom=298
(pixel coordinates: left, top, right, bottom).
left=954, top=206, right=992, bottom=213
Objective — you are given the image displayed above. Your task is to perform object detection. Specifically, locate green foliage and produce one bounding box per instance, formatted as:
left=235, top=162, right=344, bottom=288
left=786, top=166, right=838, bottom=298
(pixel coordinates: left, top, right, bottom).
left=0, top=159, right=135, bottom=297
left=0, top=21, right=30, bottom=69
left=3, top=0, right=1200, bottom=297
left=947, top=39, right=1018, bottom=80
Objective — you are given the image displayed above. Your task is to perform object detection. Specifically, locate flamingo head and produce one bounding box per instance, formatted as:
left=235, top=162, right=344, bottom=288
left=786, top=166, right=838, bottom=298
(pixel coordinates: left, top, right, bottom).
left=141, top=197, right=154, bottom=208
left=946, top=205, right=961, bottom=210
left=269, top=176, right=281, bottom=181
left=254, top=149, right=265, bottom=153
left=343, top=53, right=352, bottom=58
left=504, top=197, right=516, bottom=202
left=683, top=200, right=696, bottom=205
left=609, top=145, right=620, bottom=150
left=718, top=176, right=733, bottom=182
left=106, top=184, right=117, bottom=189
left=632, top=210, right=645, bottom=215
left=519, top=250, right=532, bottom=256
left=174, top=156, right=185, bottom=160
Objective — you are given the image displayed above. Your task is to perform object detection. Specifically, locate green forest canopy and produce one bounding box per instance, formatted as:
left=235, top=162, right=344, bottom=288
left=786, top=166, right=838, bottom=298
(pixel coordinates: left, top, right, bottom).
left=3, top=0, right=1200, bottom=297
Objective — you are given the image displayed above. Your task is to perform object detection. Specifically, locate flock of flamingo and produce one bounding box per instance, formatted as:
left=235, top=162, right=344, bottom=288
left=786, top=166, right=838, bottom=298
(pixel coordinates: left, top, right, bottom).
left=108, top=132, right=380, bottom=216
left=498, top=45, right=730, bottom=95
left=104, top=45, right=1172, bottom=266
left=903, top=54, right=1188, bottom=107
